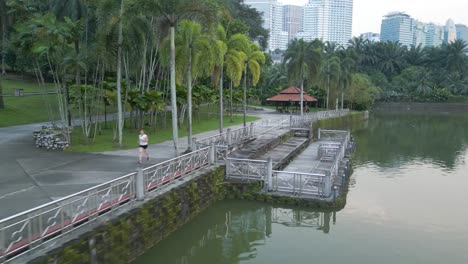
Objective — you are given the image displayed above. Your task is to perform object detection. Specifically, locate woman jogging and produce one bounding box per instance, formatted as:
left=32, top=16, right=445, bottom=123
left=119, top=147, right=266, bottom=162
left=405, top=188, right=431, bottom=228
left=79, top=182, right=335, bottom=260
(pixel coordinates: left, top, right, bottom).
left=138, top=130, right=149, bottom=164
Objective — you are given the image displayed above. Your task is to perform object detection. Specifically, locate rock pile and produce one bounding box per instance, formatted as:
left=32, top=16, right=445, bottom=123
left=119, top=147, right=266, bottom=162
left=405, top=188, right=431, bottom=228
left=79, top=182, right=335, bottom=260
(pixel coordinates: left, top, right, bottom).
left=33, top=126, right=69, bottom=150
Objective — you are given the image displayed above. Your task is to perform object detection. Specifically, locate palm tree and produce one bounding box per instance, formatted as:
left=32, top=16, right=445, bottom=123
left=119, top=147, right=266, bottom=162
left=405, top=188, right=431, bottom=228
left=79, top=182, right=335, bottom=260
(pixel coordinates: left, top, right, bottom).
left=284, top=39, right=321, bottom=115
left=338, top=53, right=355, bottom=109
left=240, top=42, right=265, bottom=125
left=0, top=0, right=12, bottom=75
left=211, top=24, right=228, bottom=133
left=0, top=77, right=4, bottom=109
left=376, top=41, right=406, bottom=78
left=96, top=0, right=148, bottom=147
left=175, top=20, right=213, bottom=151
left=445, top=39, right=468, bottom=75
left=145, top=0, right=218, bottom=155
left=320, top=56, right=341, bottom=110
left=214, top=26, right=251, bottom=130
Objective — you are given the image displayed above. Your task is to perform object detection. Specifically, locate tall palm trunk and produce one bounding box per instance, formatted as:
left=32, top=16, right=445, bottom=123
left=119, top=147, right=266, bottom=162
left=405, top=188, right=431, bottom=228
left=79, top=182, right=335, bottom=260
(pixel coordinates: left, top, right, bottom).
left=187, top=44, right=193, bottom=151
left=243, top=63, right=247, bottom=127
left=0, top=77, right=4, bottom=109
left=341, top=87, right=344, bottom=110
left=1, top=22, right=6, bottom=75
left=170, top=25, right=179, bottom=155
left=219, top=64, right=224, bottom=133
left=300, top=79, right=304, bottom=116
left=230, top=80, right=233, bottom=123
left=116, top=0, right=124, bottom=147
left=326, top=62, right=330, bottom=110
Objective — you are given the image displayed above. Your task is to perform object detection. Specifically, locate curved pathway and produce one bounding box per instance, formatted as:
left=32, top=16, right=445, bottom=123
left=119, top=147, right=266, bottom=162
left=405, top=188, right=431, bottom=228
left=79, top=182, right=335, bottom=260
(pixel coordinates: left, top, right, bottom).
left=0, top=108, right=285, bottom=219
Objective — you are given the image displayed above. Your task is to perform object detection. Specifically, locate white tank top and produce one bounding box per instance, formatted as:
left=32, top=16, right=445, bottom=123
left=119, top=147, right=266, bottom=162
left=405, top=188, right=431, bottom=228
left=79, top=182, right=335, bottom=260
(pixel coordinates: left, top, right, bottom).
left=139, top=134, right=148, bottom=146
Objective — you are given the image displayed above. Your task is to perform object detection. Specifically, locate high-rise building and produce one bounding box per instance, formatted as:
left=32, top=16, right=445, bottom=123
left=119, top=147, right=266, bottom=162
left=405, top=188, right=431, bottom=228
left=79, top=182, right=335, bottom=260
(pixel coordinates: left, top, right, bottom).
left=243, top=0, right=288, bottom=51
left=380, top=12, right=415, bottom=47
left=425, top=23, right=444, bottom=47
left=413, top=21, right=427, bottom=47
left=283, top=5, right=303, bottom=42
left=456, top=24, right=468, bottom=43
left=445, top=19, right=457, bottom=43
left=302, top=0, right=353, bottom=46
left=360, top=32, right=380, bottom=42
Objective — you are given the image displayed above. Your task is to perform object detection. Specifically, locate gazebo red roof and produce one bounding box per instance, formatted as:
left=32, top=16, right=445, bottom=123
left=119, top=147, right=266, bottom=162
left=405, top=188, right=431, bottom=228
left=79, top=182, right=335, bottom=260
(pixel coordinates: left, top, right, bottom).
left=266, top=86, right=317, bottom=102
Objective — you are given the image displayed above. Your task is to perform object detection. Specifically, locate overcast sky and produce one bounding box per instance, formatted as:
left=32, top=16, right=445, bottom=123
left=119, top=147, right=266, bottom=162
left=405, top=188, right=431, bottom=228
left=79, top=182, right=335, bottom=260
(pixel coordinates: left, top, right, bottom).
left=278, top=0, right=468, bottom=36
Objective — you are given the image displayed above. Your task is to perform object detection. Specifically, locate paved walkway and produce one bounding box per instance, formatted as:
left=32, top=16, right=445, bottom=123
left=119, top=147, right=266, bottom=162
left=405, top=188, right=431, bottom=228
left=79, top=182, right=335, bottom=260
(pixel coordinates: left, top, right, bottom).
left=0, top=109, right=285, bottom=219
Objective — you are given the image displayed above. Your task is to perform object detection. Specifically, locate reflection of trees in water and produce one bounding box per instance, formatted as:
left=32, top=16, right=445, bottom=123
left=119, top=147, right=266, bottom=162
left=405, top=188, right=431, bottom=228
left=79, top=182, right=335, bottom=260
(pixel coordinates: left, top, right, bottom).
left=354, top=113, right=468, bottom=169
left=166, top=205, right=335, bottom=264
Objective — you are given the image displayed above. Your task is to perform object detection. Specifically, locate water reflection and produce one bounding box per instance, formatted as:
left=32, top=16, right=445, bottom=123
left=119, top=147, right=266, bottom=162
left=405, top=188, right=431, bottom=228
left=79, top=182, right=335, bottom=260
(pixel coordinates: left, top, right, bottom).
left=353, top=113, right=468, bottom=170
left=135, top=202, right=335, bottom=264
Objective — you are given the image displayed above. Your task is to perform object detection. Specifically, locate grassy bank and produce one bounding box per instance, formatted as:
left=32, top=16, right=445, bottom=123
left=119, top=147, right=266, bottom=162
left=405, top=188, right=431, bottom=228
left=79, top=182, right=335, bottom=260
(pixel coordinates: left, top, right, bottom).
left=0, top=78, right=57, bottom=127
left=67, top=115, right=259, bottom=152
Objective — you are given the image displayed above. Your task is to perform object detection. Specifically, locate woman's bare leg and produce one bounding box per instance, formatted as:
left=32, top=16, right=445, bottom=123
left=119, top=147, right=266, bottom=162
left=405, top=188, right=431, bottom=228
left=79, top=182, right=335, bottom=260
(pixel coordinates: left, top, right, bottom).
left=144, top=149, right=149, bottom=160
left=139, top=147, right=143, bottom=163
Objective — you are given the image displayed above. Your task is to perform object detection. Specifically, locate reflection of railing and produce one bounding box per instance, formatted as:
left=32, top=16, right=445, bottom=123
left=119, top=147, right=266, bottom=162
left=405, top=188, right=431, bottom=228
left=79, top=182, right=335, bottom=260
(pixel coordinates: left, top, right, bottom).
left=226, top=158, right=269, bottom=182
left=143, top=147, right=211, bottom=194
left=0, top=173, right=137, bottom=262
left=271, top=171, right=327, bottom=197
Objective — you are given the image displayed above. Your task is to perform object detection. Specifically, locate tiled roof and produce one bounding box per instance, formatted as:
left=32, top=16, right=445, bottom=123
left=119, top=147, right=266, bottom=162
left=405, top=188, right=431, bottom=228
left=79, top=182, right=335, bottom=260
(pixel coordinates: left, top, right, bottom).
left=279, top=86, right=302, bottom=94
left=266, top=86, right=318, bottom=102
left=266, top=93, right=317, bottom=102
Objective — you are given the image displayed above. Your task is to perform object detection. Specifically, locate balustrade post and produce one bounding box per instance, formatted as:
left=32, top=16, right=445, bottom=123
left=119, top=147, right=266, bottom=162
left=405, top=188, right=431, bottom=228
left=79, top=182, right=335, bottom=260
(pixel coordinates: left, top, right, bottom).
left=249, top=122, right=254, bottom=137
left=209, top=141, right=215, bottom=165
left=136, top=168, right=145, bottom=201
left=323, top=172, right=331, bottom=197
left=318, top=128, right=321, bottom=140
left=226, top=158, right=231, bottom=180
left=289, top=115, right=293, bottom=128
left=265, top=157, right=273, bottom=192
left=226, top=128, right=232, bottom=145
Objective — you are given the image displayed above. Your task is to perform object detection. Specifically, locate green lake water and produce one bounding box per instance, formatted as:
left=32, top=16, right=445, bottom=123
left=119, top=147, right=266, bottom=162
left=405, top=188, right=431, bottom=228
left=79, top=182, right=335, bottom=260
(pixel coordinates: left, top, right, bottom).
left=135, top=113, right=468, bottom=264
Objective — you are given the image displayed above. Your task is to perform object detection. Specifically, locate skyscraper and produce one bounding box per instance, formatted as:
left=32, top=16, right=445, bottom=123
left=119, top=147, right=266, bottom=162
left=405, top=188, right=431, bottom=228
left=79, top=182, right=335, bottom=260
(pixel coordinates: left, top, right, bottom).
left=283, top=5, right=303, bottom=41
left=244, top=0, right=288, bottom=51
left=445, top=19, right=457, bottom=43
left=455, top=24, right=468, bottom=43
left=425, top=23, right=444, bottom=47
left=380, top=12, right=415, bottom=47
left=302, top=0, right=353, bottom=46
left=360, top=32, right=380, bottom=42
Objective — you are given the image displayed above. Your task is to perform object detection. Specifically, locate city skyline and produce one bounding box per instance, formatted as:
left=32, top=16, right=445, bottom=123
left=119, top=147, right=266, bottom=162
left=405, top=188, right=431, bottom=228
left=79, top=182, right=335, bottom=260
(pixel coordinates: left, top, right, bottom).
left=279, top=0, right=468, bottom=36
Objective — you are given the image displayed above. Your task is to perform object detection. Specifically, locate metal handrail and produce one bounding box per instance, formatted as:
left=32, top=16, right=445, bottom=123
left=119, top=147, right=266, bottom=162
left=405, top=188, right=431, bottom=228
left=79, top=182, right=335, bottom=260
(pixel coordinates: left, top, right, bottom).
left=0, top=172, right=137, bottom=261
left=142, top=147, right=211, bottom=194
left=0, top=173, right=137, bottom=225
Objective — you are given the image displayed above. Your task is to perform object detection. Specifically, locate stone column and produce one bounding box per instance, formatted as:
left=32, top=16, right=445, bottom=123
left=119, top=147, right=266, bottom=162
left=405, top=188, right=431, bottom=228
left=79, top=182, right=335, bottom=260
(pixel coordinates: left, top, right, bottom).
left=136, top=168, right=145, bottom=201
left=265, top=157, right=273, bottom=192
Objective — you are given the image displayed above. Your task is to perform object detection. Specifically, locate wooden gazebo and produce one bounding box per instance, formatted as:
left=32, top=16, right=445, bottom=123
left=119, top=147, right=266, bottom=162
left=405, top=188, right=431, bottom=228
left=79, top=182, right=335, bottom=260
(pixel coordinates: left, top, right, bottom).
left=266, top=86, right=317, bottom=113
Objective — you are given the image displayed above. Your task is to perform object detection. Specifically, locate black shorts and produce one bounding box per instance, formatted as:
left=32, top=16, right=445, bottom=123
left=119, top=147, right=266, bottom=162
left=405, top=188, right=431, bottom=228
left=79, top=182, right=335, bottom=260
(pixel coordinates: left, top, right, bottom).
left=139, top=145, right=148, bottom=149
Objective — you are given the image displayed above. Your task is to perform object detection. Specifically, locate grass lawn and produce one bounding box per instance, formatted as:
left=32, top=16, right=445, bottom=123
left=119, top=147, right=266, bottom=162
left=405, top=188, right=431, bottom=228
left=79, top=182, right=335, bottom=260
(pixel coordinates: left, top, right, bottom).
left=67, top=114, right=260, bottom=153
left=0, top=78, right=57, bottom=127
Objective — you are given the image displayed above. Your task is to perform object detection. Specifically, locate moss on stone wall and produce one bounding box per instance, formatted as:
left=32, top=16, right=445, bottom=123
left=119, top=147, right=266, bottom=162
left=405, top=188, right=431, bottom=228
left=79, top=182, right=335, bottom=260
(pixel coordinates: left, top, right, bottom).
left=32, top=167, right=225, bottom=264
left=30, top=113, right=365, bottom=264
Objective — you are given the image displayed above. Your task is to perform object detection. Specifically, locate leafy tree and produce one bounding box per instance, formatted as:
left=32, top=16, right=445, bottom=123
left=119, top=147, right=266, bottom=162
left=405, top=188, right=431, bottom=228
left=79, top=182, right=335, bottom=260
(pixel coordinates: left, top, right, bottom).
left=347, top=73, right=380, bottom=110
